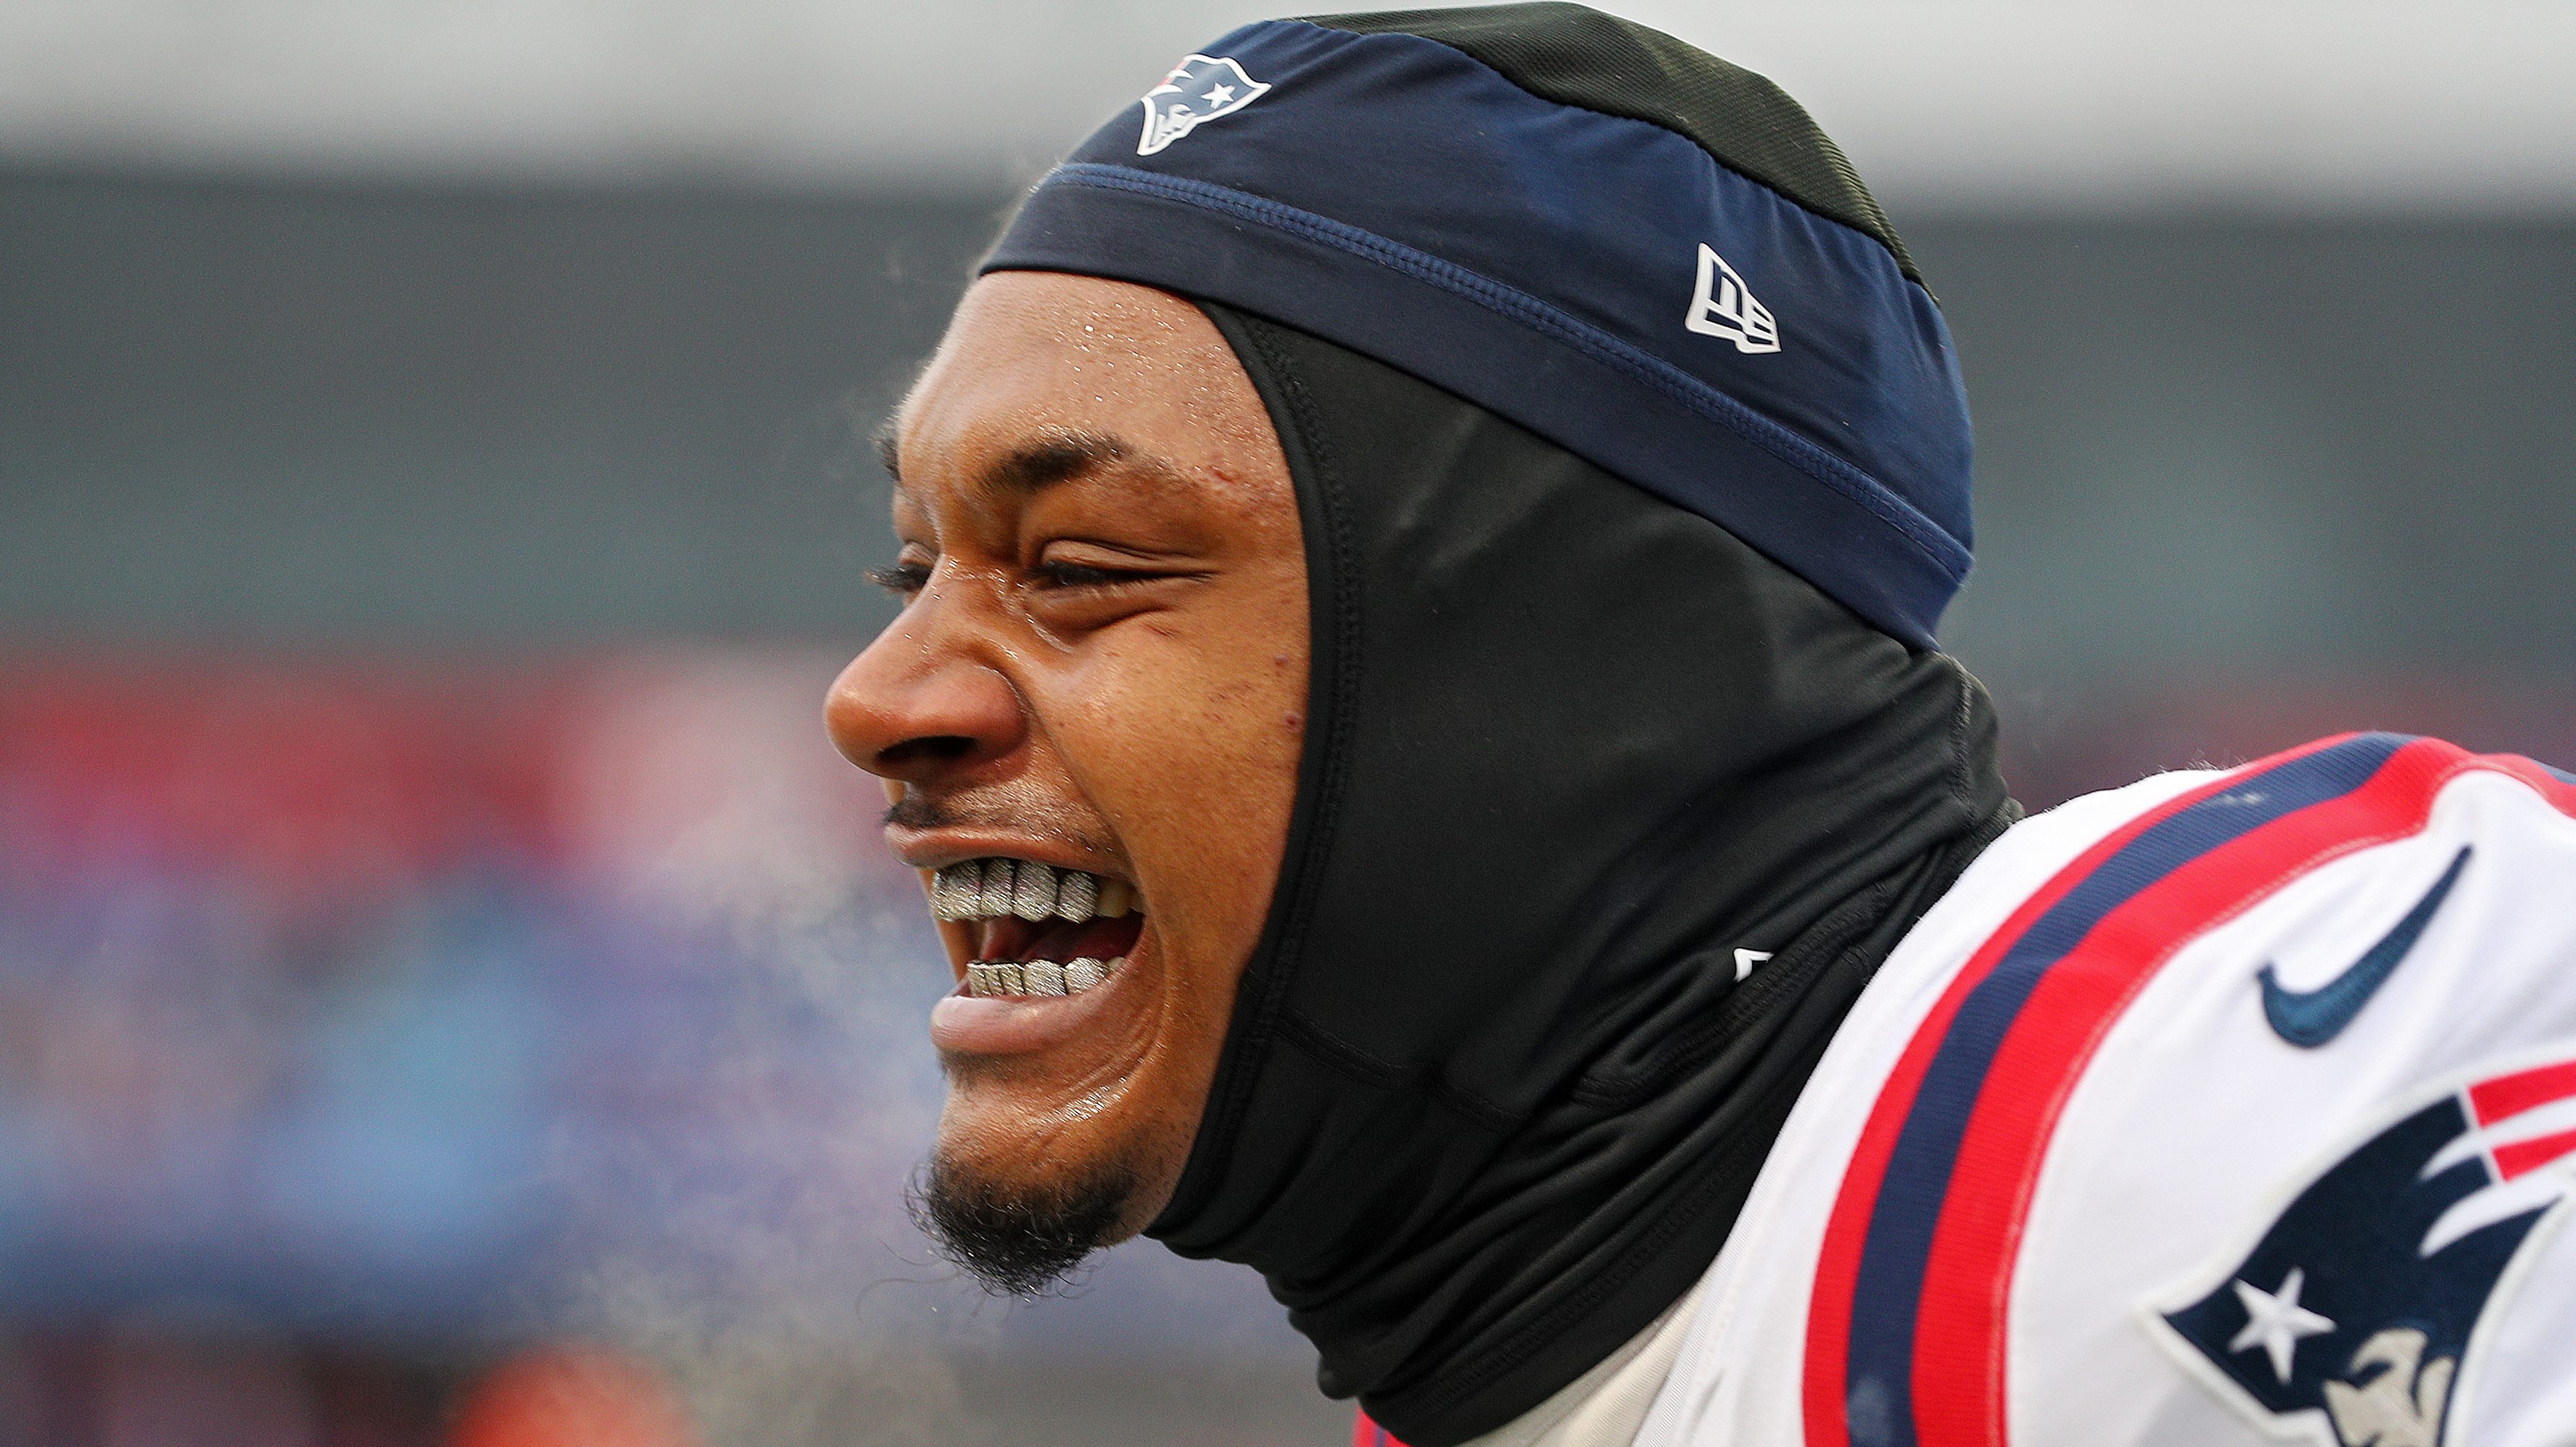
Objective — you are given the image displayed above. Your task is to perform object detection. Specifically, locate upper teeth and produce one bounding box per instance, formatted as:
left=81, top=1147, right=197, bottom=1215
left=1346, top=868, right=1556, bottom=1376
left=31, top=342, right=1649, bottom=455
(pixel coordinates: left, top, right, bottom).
left=931, top=858, right=1135, bottom=923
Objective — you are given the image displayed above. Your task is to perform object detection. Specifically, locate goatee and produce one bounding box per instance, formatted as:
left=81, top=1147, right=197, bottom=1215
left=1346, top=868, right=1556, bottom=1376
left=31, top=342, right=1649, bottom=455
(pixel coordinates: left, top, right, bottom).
left=908, top=1149, right=1136, bottom=1297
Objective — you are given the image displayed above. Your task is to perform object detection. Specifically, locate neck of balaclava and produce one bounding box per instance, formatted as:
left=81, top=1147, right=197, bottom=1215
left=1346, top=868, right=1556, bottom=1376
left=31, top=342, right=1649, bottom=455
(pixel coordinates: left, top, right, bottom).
left=1344, top=665, right=2017, bottom=1445
left=1148, top=306, right=2019, bottom=1446
left=1205, top=654, right=2015, bottom=1447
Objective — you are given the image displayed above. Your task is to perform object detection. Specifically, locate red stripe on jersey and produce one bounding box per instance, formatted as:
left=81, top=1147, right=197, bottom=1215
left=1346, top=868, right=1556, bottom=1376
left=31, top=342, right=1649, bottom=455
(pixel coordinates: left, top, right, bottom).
left=1794, top=738, right=2363, bottom=1447
left=1806, top=735, right=2574, bottom=1447
left=2470, top=1057, right=2576, bottom=1127
left=1909, top=737, right=2469, bottom=1447
left=2493, top=1123, right=2576, bottom=1182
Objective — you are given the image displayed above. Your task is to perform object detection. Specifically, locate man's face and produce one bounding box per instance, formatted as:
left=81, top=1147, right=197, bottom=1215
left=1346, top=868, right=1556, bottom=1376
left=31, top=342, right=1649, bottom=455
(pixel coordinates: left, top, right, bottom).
left=825, top=272, right=1308, bottom=1287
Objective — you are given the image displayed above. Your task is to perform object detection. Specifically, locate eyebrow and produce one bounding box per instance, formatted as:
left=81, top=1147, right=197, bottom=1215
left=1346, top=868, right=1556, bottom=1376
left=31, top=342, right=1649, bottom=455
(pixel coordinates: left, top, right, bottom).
left=881, top=425, right=1146, bottom=499
left=988, top=430, right=1130, bottom=495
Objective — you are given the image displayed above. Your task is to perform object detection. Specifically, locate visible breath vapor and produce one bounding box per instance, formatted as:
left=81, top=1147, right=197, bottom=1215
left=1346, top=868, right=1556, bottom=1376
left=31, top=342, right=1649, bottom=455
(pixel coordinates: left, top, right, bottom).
left=535, top=657, right=986, bottom=1447
left=527, top=655, right=1326, bottom=1447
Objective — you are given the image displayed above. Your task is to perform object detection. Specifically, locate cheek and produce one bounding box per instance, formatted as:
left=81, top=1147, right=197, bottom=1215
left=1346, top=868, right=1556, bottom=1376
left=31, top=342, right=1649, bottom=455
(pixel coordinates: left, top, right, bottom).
left=1049, top=603, right=1305, bottom=949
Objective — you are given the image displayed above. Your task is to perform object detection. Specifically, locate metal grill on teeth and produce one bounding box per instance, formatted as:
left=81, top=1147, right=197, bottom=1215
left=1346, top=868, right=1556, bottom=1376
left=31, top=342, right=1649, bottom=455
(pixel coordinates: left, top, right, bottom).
left=930, top=858, right=1133, bottom=923
left=965, top=955, right=1126, bottom=998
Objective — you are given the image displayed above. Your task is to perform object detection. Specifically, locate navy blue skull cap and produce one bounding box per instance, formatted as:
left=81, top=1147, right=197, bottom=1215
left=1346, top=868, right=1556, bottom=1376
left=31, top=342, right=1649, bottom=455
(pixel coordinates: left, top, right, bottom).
left=981, top=2, right=1973, bottom=647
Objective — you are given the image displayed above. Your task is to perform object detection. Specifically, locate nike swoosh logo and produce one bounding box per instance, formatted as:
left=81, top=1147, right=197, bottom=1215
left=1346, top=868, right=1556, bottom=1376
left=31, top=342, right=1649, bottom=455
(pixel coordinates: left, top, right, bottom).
left=2259, top=846, right=2471, bottom=1048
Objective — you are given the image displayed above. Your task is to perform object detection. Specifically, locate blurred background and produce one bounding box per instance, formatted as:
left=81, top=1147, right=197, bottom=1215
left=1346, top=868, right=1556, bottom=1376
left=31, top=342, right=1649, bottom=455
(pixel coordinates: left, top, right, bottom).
left=1, top=2, right=2572, bottom=1443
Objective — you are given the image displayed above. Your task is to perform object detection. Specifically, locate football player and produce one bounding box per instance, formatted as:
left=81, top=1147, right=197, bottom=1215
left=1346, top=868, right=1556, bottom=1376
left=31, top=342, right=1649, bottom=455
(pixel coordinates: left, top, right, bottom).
left=825, top=6, right=2576, bottom=1444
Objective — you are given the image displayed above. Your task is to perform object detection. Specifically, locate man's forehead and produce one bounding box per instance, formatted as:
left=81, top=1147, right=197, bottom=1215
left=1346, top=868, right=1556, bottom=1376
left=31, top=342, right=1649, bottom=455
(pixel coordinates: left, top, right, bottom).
left=885, top=274, right=1271, bottom=507
left=916, top=273, right=1216, bottom=402
left=896, top=329, right=1163, bottom=469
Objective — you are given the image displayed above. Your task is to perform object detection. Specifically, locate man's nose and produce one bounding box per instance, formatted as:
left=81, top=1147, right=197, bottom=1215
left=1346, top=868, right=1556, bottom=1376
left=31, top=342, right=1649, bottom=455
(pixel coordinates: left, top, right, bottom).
left=825, top=591, right=1025, bottom=784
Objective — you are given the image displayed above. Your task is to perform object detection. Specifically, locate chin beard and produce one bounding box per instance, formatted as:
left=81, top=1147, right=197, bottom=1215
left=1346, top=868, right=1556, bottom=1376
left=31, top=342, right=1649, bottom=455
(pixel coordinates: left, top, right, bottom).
left=908, top=1146, right=1138, bottom=1298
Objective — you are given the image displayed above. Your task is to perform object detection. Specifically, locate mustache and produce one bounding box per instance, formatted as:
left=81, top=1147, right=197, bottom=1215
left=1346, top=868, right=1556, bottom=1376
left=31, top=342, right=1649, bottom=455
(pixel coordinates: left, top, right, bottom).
left=882, top=789, right=1113, bottom=857
left=883, top=792, right=957, bottom=831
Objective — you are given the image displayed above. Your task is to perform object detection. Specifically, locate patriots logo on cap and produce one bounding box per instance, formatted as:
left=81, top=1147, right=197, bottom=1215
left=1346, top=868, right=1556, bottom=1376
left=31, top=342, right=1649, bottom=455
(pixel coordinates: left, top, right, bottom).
left=2150, top=1054, right=2576, bottom=1446
left=1137, top=54, right=1271, bottom=156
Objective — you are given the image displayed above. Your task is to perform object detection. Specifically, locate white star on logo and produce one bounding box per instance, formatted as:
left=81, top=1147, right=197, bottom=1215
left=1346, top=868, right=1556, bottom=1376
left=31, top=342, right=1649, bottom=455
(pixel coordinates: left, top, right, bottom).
left=1202, top=83, right=1236, bottom=106
left=2229, top=1267, right=2337, bottom=1383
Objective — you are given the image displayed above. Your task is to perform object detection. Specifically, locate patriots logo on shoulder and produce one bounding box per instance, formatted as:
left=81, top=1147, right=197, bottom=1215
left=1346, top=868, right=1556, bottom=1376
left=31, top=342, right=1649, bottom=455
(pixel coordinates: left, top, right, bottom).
left=2149, top=1053, right=2576, bottom=1446
left=1137, top=54, right=1271, bottom=156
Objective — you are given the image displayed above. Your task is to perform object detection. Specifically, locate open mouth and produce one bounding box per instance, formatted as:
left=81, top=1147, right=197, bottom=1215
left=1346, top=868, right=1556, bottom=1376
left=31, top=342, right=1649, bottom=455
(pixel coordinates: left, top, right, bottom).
left=931, top=858, right=1145, bottom=999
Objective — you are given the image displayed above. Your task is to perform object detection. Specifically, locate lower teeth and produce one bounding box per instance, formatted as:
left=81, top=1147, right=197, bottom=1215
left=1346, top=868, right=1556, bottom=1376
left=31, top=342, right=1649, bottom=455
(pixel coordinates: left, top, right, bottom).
left=965, top=956, right=1123, bottom=998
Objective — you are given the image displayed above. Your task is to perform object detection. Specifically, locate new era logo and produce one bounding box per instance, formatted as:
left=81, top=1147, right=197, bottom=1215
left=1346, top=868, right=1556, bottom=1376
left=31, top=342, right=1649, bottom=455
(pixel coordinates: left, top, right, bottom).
left=1685, top=244, right=1780, bottom=354
left=1137, top=55, right=1271, bottom=156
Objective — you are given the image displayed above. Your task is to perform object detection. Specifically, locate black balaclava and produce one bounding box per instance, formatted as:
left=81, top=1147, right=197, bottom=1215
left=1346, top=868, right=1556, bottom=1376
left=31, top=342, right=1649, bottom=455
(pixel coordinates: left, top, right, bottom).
left=970, top=5, right=2019, bottom=1439
left=1143, top=306, right=2015, bottom=1444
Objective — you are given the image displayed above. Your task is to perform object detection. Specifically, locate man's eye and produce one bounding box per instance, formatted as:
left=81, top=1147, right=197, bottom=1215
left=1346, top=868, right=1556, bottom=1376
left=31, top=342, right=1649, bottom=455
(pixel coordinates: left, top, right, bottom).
left=867, top=560, right=933, bottom=595
left=1035, top=559, right=1140, bottom=589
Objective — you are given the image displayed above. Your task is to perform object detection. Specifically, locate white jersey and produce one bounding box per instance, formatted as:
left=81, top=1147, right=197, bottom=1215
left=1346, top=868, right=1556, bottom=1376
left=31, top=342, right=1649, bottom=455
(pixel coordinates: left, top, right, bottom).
left=1636, top=732, right=2576, bottom=1447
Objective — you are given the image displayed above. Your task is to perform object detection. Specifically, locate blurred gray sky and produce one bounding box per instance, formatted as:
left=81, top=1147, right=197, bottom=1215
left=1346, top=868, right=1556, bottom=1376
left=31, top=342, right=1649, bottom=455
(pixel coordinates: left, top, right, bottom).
left=4, top=0, right=2573, bottom=711
left=5, top=1, right=2576, bottom=208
